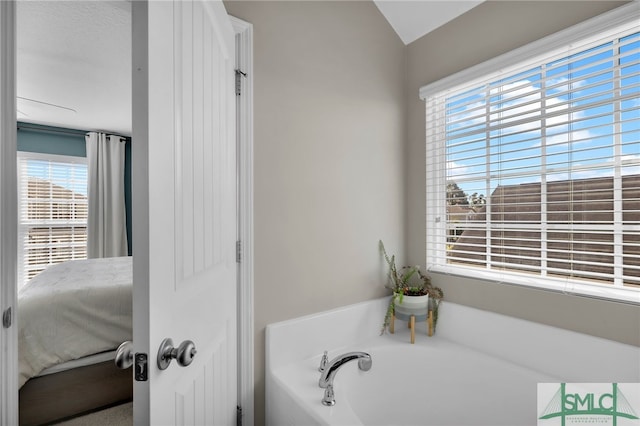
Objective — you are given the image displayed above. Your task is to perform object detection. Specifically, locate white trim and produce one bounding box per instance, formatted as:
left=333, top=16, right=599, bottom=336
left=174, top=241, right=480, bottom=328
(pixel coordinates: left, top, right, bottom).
left=429, top=265, right=640, bottom=305
left=231, top=15, right=255, bottom=426
left=0, top=1, right=18, bottom=424
left=419, top=2, right=640, bottom=100
left=130, top=1, right=150, bottom=423
left=16, top=150, right=87, bottom=164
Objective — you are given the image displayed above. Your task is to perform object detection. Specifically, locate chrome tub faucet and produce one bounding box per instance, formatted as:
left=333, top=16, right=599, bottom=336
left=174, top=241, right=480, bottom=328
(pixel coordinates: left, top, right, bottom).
left=318, top=351, right=372, bottom=406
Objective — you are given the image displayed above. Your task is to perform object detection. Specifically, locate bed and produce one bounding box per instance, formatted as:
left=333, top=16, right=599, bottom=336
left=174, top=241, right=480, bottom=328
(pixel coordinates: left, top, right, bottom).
left=18, top=256, right=133, bottom=425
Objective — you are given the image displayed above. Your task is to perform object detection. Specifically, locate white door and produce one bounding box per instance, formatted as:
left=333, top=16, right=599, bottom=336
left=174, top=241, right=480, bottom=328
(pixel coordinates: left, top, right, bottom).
left=131, top=1, right=237, bottom=424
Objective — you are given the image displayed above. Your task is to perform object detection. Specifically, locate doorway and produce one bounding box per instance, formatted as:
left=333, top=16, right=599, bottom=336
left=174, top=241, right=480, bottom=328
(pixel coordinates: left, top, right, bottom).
left=1, top=4, right=253, bottom=425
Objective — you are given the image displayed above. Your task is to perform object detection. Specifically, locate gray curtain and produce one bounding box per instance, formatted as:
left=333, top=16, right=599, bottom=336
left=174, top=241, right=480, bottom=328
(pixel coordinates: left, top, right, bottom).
left=85, top=132, right=127, bottom=258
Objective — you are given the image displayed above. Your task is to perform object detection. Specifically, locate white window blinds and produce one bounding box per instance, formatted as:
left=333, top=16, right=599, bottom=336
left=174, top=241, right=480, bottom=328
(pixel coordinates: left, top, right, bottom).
left=17, top=153, right=88, bottom=286
left=422, top=5, right=640, bottom=302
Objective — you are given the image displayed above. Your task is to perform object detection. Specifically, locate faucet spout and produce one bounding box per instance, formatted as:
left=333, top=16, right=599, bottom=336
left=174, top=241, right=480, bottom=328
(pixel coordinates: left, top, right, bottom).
left=318, top=351, right=372, bottom=389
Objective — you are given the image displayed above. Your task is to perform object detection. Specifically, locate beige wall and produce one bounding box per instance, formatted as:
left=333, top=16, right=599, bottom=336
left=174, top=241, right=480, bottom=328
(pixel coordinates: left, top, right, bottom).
left=225, top=1, right=639, bottom=424
left=406, top=0, right=639, bottom=350
left=224, top=1, right=406, bottom=424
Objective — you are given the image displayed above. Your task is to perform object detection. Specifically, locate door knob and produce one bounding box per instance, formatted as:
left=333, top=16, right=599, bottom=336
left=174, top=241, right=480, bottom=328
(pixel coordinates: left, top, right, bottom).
left=157, top=338, right=197, bottom=370
left=115, top=341, right=134, bottom=369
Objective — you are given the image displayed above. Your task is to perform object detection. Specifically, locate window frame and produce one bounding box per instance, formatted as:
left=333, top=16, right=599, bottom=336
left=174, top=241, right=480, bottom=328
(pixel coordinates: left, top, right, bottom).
left=421, top=3, right=640, bottom=304
left=17, top=151, right=88, bottom=287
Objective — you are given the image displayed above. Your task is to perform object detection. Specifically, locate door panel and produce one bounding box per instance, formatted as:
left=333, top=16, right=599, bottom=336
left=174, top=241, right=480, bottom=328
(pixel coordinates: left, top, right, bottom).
left=132, top=0, right=236, bottom=423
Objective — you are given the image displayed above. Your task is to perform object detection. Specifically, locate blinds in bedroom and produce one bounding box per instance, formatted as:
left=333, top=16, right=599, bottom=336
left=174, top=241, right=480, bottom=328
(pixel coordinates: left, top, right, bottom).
left=17, top=152, right=88, bottom=286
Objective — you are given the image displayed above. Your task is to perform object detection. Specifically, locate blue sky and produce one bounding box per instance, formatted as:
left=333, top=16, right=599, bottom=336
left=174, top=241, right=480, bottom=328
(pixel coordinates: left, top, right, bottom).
left=444, top=31, right=639, bottom=199
left=25, top=159, right=87, bottom=197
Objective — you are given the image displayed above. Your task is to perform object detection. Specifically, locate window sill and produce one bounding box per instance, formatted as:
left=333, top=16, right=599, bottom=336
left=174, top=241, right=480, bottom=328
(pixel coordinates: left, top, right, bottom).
left=427, top=264, right=640, bottom=306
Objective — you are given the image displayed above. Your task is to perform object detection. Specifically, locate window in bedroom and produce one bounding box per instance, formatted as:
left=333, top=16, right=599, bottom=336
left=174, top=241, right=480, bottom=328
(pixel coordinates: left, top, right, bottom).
left=17, top=152, right=88, bottom=287
left=422, top=6, right=640, bottom=303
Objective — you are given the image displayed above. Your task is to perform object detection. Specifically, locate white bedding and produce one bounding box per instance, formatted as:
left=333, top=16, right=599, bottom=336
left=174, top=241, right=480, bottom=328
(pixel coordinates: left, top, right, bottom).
left=18, top=256, right=132, bottom=387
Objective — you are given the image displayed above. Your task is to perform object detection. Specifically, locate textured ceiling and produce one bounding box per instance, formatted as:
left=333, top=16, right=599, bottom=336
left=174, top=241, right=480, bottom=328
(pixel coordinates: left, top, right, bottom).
left=16, top=1, right=481, bottom=136
left=17, top=1, right=132, bottom=135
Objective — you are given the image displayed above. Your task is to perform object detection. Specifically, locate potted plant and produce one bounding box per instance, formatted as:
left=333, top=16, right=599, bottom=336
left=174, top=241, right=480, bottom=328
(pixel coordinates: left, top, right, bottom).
left=379, top=240, right=443, bottom=335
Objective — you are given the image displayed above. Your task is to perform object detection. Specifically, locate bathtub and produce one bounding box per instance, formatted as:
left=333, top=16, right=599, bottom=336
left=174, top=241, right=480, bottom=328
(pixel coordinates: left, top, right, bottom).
left=266, top=298, right=640, bottom=426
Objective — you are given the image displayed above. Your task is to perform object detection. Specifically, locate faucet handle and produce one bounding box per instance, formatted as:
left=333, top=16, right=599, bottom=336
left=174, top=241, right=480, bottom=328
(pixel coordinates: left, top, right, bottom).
left=321, top=384, right=336, bottom=406
left=318, top=350, right=329, bottom=372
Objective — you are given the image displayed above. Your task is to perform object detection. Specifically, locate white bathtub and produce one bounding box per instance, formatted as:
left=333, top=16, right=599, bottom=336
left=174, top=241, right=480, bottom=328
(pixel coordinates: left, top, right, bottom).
left=266, top=298, right=640, bottom=426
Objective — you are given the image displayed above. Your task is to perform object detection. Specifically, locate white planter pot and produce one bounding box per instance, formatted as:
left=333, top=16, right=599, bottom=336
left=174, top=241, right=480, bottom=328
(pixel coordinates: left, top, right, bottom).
left=394, top=294, right=429, bottom=318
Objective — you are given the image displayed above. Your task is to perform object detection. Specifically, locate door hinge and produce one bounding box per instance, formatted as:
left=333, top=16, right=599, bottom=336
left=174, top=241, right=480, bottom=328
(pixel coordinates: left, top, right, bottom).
left=236, top=240, right=242, bottom=263
left=236, top=405, right=243, bottom=426
left=2, top=307, right=11, bottom=328
left=235, top=69, right=247, bottom=96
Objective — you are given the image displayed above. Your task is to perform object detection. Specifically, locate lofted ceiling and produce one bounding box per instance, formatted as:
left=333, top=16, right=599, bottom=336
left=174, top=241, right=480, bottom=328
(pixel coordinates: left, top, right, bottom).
left=374, top=1, right=483, bottom=45
left=16, top=1, right=482, bottom=136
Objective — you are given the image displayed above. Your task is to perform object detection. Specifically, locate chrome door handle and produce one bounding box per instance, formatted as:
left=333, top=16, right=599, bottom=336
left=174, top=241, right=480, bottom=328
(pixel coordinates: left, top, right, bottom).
left=115, top=341, right=134, bottom=369
left=157, top=338, right=197, bottom=370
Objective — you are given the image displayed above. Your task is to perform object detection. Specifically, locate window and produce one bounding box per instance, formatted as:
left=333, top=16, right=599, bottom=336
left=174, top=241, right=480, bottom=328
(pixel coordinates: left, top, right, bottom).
left=422, top=5, right=640, bottom=303
left=17, top=152, right=88, bottom=287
